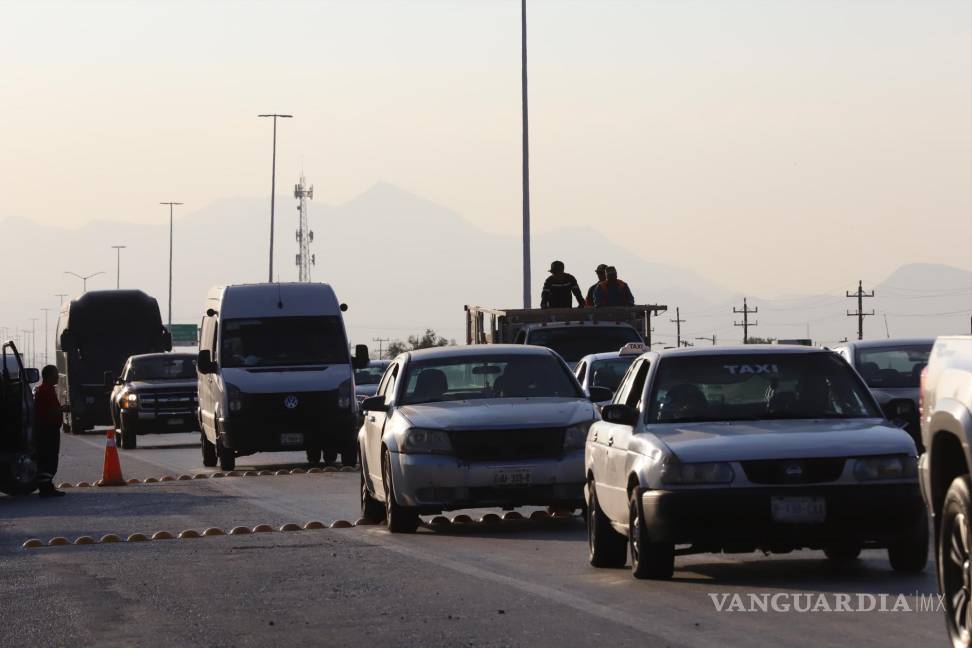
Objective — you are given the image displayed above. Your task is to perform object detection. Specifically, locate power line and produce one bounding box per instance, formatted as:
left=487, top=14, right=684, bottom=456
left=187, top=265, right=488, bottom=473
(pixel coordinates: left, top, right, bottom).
left=371, top=337, right=391, bottom=360
left=733, top=297, right=758, bottom=344
left=846, top=280, right=875, bottom=341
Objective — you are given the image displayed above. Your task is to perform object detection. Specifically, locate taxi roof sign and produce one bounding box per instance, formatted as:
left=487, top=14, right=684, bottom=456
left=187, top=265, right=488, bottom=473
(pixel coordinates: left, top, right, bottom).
left=619, top=342, right=648, bottom=356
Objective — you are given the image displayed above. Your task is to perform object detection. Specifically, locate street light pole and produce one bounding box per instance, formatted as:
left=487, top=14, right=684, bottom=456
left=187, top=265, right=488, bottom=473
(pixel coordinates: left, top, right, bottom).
left=160, top=202, right=183, bottom=328
left=41, top=308, right=51, bottom=365
left=65, top=271, right=104, bottom=293
left=55, top=293, right=68, bottom=305
left=111, top=245, right=126, bottom=289
left=29, top=318, right=37, bottom=367
left=258, top=113, right=293, bottom=282
left=520, top=0, right=532, bottom=309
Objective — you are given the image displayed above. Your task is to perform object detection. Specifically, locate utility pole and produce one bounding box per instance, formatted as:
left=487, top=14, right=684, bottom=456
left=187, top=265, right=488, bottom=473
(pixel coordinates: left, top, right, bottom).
left=670, top=307, right=685, bottom=348
left=372, top=337, right=391, bottom=360
left=734, top=297, right=759, bottom=344
left=520, top=0, right=532, bottom=309
left=29, top=318, right=37, bottom=367
left=41, top=308, right=51, bottom=365
left=258, top=113, right=293, bottom=283
left=846, top=280, right=875, bottom=341
left=160, top=202, right=183, bottom=328
left=110, top=245, right=126, bottom=289
left=695, top=334, right=717, bottom=346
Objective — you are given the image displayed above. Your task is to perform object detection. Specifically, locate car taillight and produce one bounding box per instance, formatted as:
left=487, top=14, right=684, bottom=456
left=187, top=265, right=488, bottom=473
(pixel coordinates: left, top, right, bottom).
left=918, top=366, right=928, bottom=420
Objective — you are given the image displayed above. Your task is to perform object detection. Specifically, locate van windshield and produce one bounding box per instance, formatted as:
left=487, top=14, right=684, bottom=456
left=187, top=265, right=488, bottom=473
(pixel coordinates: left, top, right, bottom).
left=220, top=316, right=349, bottom=368
left=527, top=326, right=642, bottom=364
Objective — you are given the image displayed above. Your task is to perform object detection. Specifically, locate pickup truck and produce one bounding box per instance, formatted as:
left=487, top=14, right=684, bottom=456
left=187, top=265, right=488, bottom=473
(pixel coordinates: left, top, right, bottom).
left=464, top=304, right=666, bottom=368
left=918, top=335, right=972, bottom=648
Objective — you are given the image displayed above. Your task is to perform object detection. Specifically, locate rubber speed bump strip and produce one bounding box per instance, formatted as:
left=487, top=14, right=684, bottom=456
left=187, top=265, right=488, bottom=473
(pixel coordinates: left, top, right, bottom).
left=203, top=527, right=225, bottom=537
left=329, top=520, right=352, bottom=529
left=279, top=523, right=301, bottom=532
left=100, top=534, right=122, bottom=543
left=229, top=526, right=251, bottom=535
left=303, top=521, right=326, bottom=530
left=151, top=531, right=174, bottom=540
left=178, top=530, right=200, bottom=539
left=67, top=467, right=353, bottom=488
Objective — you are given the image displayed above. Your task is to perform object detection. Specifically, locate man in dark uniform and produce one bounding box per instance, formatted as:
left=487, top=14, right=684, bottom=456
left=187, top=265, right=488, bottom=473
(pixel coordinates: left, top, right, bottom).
left=33, top=365, right=65, bottom=497
left=540, top=260, right=585, bottom=309
left=585, top=264, right=608, bottom=306
left=593, top=266, right=635, bottom=307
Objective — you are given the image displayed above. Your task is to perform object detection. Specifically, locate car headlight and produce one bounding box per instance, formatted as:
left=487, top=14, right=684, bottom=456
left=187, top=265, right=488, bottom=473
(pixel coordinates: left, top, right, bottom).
left=120, top=393, right=138, bottom=410
left=564, top=421, right=593, bottom=450
left=402, top=428, right=452, bottom=455
left=338, top=379, right=353, bottom=410
left=853, top=455, right=917, bottom=481
left=225, top=383, right=243, bottom=413
left=661, top=461, right=735, bottom=485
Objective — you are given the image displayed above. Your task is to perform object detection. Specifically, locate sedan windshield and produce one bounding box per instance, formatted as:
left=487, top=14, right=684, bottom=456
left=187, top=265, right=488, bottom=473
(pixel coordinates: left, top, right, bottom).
left=400, top=354, right=582, bottom=405
left=528, top=327, right=642, bottom=363
left=646, top=353, right=881, bottom=424
left=855, top=344, right=931, bottom=388
left=220, top=316, right=349, bottom=368
left=130, top=356, right=196, bottom=380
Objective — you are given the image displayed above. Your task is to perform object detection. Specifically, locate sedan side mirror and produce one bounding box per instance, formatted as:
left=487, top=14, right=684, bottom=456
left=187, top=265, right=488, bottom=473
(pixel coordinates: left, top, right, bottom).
left=601, top=403, right=639, bottom=427
left=197, top=350, right=216, bottom=375
left=588, top=386, right=613, bottom=403
left=353, top=344, right=370, bottom=370
left=360, top=395, right=387, bottom=413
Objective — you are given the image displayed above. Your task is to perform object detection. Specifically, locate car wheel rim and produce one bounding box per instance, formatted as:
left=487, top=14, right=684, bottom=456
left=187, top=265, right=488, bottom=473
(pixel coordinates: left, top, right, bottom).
left=383, top=462, right=393, bottom=525
left=946, top=512, right=972, bottom=643
left=587, top=491, right=596, bottom=556
left=630, top=504, right=640, bottom=564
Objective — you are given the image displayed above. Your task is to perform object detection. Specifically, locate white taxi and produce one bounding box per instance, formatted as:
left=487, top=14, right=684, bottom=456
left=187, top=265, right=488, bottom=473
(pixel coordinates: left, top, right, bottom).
left=575, top=342, right=646, bottom=405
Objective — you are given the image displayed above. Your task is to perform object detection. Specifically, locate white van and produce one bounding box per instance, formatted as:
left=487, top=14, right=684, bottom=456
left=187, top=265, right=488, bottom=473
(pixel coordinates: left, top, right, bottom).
left=196, top=283, right=369, bottom=470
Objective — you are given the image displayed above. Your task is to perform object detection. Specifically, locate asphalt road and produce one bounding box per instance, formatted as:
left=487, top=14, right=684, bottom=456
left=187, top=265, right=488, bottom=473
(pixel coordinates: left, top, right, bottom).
left=0, top=430, right=948, bottom=647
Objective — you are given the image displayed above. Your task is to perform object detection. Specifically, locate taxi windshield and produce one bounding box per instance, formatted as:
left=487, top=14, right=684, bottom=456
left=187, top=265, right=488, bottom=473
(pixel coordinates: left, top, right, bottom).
left=646, top=353, right=881, bottom=424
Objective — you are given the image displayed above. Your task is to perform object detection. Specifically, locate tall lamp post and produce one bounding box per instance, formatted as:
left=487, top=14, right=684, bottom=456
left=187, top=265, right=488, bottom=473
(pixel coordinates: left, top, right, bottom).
left=41, top=308, right=51, bottom=365
left=257, top=113, right=292, bottom=282
left=160, top=202, right=182, bottom=328
left=110, top=245, right=126, bottom=289
left=65, top=271, right=104, bottom=293
left=520, top=0, right=532, bottom=309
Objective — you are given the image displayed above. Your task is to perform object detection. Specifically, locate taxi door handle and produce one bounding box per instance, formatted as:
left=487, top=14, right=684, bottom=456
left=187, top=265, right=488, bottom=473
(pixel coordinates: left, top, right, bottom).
left=368, top=415, right=376, bottom=423
left=592, top=430, right=598, bottom=442
left=607, top=434, right=615, bottom=447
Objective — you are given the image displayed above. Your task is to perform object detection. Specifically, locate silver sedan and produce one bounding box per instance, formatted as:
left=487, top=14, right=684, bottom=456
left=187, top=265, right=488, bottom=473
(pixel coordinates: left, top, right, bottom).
left=357, top=344, right=610, bottom=532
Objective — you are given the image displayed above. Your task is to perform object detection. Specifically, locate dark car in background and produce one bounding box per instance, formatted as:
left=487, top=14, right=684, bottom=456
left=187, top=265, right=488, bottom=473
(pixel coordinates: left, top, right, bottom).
left=110, top=353, right=198, bottom=449
left=834, top=338, right=933, bottom=451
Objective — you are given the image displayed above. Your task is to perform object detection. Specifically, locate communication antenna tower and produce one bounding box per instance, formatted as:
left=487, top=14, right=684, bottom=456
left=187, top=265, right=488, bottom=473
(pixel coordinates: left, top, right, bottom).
left=294, top=174, right=315, bottom=282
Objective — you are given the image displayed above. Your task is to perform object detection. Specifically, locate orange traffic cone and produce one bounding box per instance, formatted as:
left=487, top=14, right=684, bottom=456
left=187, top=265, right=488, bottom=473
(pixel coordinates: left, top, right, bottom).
left=101, top=428, right=126, bottom=486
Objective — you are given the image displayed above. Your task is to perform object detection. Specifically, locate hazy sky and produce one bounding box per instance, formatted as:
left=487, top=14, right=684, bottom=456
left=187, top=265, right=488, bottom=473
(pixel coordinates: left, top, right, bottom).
left=2, top=0, right=970, bottom=295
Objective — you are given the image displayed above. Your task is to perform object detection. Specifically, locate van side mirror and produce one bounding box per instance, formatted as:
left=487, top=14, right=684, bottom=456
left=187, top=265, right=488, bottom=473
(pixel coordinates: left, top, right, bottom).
left=588, top=386, right=613, bottom=403
left=25, top=368, right=40, bottom=384
left=162, top=328, right=173, bottom=352
left=197, top=350, right=216, bottom=375
left=353, top=344, right=370, bottom=370
left=601, top=404, right=639, bottom=426
left=360, top=395, right=386, bottom=413
left=59, top=329, right=75, bottom=350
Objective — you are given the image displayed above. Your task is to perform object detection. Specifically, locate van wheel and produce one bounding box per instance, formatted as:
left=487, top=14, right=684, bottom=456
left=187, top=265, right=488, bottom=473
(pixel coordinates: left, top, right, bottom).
left=323, top=450, right=338, bottom=465
left=217, top=436, right=235, bottom=471
left=940, top=477, right=972, bottom=648
left=587, top=482, right=627, bottom=568
left=383, top=450, right=418, bottom=533
left=305, top=447, right=322, bottom=464
left=629, top=490, right=674, bottom=580
left=201, top=433, right=217, bottom=467
left=120, top=423, right=137, bottom=450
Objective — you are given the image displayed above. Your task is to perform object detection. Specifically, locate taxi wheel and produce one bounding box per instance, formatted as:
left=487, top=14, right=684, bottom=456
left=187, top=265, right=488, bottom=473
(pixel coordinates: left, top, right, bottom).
left=888, top=512, right=929, bottom=573
left=587, top=483, right=626, bottom=568
left=940, top=476, right=972, bottom=648
left=201, top=433, right=217, bottom=468
left=629, top=490, right=674, bottom=580
left=361, top=470, right=386, bottom=523
left=382, top=450, right=418, bottom=533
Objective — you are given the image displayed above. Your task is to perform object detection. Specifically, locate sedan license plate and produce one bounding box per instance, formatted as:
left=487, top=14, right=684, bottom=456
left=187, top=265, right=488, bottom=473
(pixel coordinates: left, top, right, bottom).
left=280, top=433, right=304, bottom=447
left=166, top=418, right=184, bottom=426
left=493, top=468, right=532, bottom=488
left=771, top=496, right=826, bottom=523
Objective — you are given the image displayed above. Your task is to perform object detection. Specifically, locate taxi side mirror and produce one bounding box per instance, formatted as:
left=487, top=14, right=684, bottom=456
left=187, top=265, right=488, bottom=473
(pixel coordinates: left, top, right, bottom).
left=361, top=395, right=387, bottom=413
left=601, top=404, right=639, bottom=427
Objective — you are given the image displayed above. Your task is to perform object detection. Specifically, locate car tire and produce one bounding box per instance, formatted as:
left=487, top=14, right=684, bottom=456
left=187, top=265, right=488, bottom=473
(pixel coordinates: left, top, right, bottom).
left=629, top=490, right=674, bottom=580
left=361, top=469, right=385, bottom=523
left=120, top=422, right=137, bottom=450
left=305, top=447, right=322, bottom=464
left=824, top=543, right=862, bottom=563
left=382, top=450, right=418, bottom=533
left=323, top=450, right=338, bottom=465
left=217, top=435, right=235, bottom=472
left=201, top=432, right=217, bottom=467
left=888, top=512, right=929, bottom=573
left=587, top=482, right=626, bottom=568
left=940, top=476, right=972, bottom=648
left=0, top=453, right=38, bottom=496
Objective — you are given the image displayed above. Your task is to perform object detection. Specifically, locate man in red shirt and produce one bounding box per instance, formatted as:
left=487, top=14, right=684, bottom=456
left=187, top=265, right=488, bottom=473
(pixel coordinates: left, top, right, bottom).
left=33, top=365, right=65, bottom=497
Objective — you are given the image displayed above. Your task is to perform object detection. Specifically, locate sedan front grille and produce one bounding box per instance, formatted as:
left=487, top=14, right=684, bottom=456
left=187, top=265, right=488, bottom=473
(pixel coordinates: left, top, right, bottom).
left=447, top=428, right=565, bottom=462
left=741, top=458, right=846, bottom=485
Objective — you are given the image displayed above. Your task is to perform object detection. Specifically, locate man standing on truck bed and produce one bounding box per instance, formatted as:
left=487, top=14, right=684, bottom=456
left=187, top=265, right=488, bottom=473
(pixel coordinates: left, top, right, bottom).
left=540, top=260, right=585, bottom=309
left=585, top=264, right=608, bottom=306
left=593, top=266, right=635, bottom=307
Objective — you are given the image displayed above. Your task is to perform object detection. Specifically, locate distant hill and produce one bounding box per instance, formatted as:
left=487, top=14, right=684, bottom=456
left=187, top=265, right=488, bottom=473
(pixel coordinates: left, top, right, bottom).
left=0, top=182, right=969, bottom=356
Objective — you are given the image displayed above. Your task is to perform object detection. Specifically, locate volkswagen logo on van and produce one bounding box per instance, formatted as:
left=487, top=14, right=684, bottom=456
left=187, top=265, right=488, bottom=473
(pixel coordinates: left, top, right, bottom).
left=283, top=395, right=299, bottom=410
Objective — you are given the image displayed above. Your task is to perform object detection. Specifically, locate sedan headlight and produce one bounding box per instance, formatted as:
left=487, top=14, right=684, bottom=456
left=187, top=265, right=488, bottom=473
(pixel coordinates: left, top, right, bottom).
left=661, top=461, right=735, bottom=485
left=120, top=393, right=138, bottom=410
left=853, top=455, right=917, bottom=481
left=564, top=421, right=593, bottom=450
left=402, top=428, right=452, bottom=455
left=225, top=383, right=243, bottom=414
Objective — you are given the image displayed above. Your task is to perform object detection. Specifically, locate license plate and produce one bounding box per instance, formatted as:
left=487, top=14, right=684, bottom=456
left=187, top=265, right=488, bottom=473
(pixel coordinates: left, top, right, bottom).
left=166, top=418, right=183, bottom=426
left=771, top=496, right=826, bottom=523
left=280, top=433, right=304, bottom=447
left=493, top=468, right=532, bottom=487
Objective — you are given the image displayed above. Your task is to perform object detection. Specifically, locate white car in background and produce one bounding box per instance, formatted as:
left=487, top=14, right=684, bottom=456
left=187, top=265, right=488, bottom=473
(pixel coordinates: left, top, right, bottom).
left=575, top=343, right=646, bottom=405
left=586, top=345, right=926, bottom=580
left=357, top=345, right=611, bottom=532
